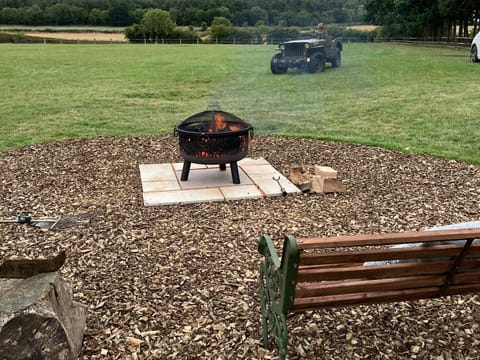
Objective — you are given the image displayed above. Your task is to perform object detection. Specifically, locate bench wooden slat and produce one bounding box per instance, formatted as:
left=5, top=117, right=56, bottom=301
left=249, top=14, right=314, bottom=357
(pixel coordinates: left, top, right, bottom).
left=292, top=283, right=480, bottom=311
left=295, top=270, right=480, bottom=299
left=295, top=274, right=446, bottom=298
left=457, top=258, right=480, bottom=270
left=297, top=228, right=480, bottom=250
left=299, top=243, right=480, bottom=266
left=297, top=260, right=453, bottom=282
left=453, top=271, right=480, bottom=284
left=293, top=287, right=441, bottom=310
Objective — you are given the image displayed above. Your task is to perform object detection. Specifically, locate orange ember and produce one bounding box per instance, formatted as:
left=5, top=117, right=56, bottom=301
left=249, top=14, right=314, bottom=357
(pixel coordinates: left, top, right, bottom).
left=214, top=113, right=227, bottom=131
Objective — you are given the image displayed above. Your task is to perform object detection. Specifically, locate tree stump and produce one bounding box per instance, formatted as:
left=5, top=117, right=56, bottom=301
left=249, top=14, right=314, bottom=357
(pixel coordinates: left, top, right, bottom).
left=0, top=272, right=87, bottom=360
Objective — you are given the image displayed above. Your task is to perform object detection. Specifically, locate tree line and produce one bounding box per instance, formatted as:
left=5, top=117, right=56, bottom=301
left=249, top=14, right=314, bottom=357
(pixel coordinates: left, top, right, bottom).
left=0, top=0, right=365, bottom=27
left=365, top=0, right=480, bottom=39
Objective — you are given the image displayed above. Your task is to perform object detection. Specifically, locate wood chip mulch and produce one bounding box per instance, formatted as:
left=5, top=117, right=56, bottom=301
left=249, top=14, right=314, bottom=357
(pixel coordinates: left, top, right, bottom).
left=0, top=135, right=479, bottom=359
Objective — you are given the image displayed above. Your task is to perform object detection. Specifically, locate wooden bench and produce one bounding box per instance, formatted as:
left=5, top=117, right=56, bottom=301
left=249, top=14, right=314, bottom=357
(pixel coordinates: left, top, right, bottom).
left=257, top=228, right=480, bottom=359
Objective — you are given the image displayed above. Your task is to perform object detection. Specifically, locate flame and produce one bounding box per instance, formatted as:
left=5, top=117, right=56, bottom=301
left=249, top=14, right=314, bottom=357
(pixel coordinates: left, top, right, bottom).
left=229, top=124, right=242, bottom=131
left=193, top=113, right=249, bottom=159
left=214, top=113, right=227, bottom=131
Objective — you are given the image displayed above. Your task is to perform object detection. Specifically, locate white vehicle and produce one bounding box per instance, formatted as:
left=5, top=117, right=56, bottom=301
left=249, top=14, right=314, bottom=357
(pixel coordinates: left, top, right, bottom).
left=471, top=31, right=480, bottom=62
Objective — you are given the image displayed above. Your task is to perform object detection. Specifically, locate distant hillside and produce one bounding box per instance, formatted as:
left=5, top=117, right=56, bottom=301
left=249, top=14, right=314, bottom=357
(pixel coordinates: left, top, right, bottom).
left=0, top=0, right=366, bottom=27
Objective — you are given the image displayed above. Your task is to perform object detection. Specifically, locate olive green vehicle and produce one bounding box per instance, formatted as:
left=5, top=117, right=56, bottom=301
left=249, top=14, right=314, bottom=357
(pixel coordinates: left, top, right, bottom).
left=270, top=37, right=343, bottom=74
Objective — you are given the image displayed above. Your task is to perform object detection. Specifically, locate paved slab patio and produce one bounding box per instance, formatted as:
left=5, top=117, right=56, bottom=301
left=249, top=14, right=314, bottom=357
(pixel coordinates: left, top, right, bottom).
left=139, top=157, right=301, bottom=206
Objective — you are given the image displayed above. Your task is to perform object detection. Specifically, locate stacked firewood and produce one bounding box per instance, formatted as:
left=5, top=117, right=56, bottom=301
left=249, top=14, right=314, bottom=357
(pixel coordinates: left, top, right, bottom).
left=290, top=165, right=346, bottom=193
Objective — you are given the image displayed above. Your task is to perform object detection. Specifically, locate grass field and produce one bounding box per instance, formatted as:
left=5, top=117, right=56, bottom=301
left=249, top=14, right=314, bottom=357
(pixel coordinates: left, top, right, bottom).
left=0, top=43, right=478, bottom=163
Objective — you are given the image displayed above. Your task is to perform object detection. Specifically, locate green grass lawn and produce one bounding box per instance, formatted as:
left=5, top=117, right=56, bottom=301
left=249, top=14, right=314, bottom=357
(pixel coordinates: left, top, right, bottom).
left=0, top=43, right=478, bottom=163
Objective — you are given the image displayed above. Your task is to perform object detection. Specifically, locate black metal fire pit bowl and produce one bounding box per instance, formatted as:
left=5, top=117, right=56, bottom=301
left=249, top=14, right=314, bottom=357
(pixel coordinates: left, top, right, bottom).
left=174, top=110, right=254, bottom=184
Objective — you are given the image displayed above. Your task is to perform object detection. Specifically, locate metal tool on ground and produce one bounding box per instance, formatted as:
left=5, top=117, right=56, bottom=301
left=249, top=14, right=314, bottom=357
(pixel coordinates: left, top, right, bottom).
left=0, top=214, right=59, bottom=229
left=1, top=213, right=92, bottom=230
left=0, top=214, right=32, bottom=224
left=272, top=176, right=287, bottom=196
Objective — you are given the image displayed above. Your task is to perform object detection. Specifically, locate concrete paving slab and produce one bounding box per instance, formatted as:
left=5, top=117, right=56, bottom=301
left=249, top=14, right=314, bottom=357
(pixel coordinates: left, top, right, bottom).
left=249, top=173, right=302, bottom=197
left=139, top=158, right=300, bottom=206
left=139, top=163, right=176, bottom=182
left=178, top=167, right=252, bottom=190
left=142, top=180, right=180, bottom=193
left=221, top=184, right=263, bottom=200
left=143, top=188, right=224, bottom=206
left=238, top=157, right=270, bottom=166
left=240, top=164, right=280, bottom=176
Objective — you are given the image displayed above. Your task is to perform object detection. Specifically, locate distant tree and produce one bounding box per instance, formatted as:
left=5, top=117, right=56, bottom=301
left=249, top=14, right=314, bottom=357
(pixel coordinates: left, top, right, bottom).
left=88, top=8, right=109, bottom=25
left=179, top=7, right=206, bottom=26
left=235, top=6, right=268, bottom=26
left=205, top=6, right=231, bottom=24
left=142, top=9, right=175, bottom=41
left=108, top=0, right=131, bottom=26
left=25, top=5, right=43, bottom=25
left=365, top=0, right=480, bottom=38
left=45, top=3, right=83, bottom=25
left=125, top=23, right=145, bottom=41
left=210, top=16, right=233, bottom=40
left=129, top=8, right=147, bottom=24
left=211, top=16, right=232, bottom=27
left=1, top=7, right=21, bottom=24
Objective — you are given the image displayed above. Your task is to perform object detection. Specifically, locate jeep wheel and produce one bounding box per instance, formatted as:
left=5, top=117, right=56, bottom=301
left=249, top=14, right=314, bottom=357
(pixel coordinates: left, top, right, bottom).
left=471, top=45, right=479, bottom=63
left=331, top=49, right=341, bottom=68
left=270, top=54, right=288, bottom=74
left=307, top=53, right=325, bottom=73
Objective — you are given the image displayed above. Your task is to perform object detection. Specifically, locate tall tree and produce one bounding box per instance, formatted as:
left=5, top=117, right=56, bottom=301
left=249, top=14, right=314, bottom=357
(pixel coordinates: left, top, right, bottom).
left=142, top=9, right=175, bottom=41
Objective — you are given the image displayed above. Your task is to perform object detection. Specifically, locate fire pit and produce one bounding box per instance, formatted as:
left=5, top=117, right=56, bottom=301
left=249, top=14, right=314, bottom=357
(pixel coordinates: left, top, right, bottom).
left=174, top=110, right=253, bottom=184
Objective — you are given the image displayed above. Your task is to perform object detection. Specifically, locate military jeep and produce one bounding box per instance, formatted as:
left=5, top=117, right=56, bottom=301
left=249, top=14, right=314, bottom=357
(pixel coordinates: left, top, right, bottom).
left=270, top=37, right=342, bottom=74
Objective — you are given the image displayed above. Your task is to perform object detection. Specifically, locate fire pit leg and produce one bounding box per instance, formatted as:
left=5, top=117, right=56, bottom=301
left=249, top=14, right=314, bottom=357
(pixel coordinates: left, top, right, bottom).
left=180, top=161, right=191, bottom=181
left=230, top=162, right=240, bottom=184
left=219, top=164, right=227, bottom=171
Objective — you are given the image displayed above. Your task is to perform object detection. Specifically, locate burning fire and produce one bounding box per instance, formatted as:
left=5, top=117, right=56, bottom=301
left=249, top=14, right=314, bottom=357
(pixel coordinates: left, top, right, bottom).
left=208, top=112, right=243, bottom=132
left=213, top=113, right=227, bottom=131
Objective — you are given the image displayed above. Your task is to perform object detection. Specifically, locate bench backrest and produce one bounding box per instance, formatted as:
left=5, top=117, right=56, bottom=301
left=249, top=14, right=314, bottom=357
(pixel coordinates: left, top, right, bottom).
left=275, top=229, right=480, bottom=312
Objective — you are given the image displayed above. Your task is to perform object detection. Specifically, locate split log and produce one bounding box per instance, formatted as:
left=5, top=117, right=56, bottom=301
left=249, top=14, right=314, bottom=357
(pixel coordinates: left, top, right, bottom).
left=291, top=165, right=346, bottom=193
left=289, top=165, right=312, bottom=191
left=311, top=176, right=347, bottom=193
left=0, top=272, right=87, bottom=360
left=314, top=165, right=337, bottom=179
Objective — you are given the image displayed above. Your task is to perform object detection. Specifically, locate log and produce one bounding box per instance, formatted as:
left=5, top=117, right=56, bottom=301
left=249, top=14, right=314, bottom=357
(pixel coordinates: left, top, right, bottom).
left=0, top=251, right=66, bottom=278
left=311, top=176, right=346, bottom=193
left=289, top=165, right=312, bottom=191
left=0, top=272, right=87, bottom=360
left=314, top=165, right=337, bottom=179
